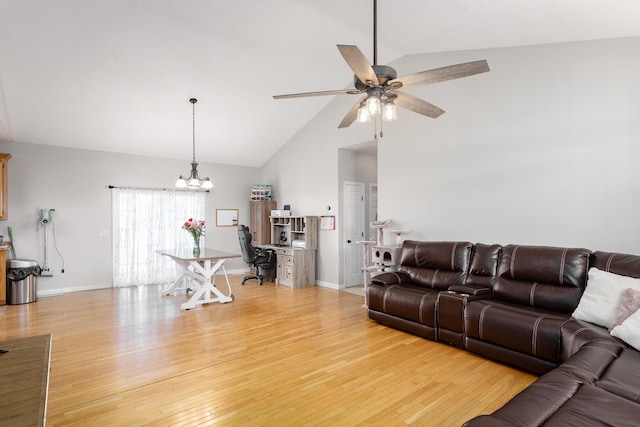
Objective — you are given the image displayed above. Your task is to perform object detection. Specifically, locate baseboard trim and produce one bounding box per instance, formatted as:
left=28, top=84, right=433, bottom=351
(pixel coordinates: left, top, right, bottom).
left=38, top=284, right=108, bottom=297
left=315, top=280, right=342, bottom=290
left=38, top=268, right=252, bottom=297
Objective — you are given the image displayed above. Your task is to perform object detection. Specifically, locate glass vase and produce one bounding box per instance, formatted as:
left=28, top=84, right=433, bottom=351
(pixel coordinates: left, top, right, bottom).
left=193, top=237, right=201, bottom=257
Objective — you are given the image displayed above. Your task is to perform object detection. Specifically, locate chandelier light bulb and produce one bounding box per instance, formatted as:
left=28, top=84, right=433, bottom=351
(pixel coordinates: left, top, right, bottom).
left=366, top=95, right=381, bottom=116
left=382, top=101, right=397, bottom=122
left=357, top=103, right=370, bottom=123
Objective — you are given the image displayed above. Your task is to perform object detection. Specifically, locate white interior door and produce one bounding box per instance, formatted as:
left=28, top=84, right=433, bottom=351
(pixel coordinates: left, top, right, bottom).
left=369, top=183, right=378, bottom=239
left=344, top=181, right=365, bottom=287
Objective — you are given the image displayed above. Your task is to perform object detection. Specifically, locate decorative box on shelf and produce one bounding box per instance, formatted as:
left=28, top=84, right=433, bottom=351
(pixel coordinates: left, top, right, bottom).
left=250, top=184, right=272, bottom=200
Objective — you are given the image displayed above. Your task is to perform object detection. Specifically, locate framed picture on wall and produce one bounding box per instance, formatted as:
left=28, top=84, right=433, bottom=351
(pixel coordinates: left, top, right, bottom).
left=320, top=216, right=335, bottom=230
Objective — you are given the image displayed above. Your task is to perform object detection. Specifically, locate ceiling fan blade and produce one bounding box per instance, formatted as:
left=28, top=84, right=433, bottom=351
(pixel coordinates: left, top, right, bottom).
left=389, top=60, right=490, bottom=90
left=273, top=89, right=361, bottom=99
left=394, top=92, right=445, bottom=119
left=337, top=45, right=379, bottom=87
left=338, top=96, right=367, bottom=129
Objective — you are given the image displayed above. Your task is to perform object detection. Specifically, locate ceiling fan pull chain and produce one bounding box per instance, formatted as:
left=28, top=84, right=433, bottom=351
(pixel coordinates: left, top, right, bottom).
left=374, top=116, right=378, bottom=140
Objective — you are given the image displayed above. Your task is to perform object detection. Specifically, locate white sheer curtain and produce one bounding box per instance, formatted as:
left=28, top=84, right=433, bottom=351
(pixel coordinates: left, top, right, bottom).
left=112, top=188, right=205, bottom=287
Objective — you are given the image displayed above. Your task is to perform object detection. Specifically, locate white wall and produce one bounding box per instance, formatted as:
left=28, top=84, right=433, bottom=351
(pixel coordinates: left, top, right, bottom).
left=0, top=75, right=10, bottom=141
left=262, top=36, right=640, bottom=287
left=0, top=141, right=259, bottom=294
left=381, top=37, right=640, bottom=252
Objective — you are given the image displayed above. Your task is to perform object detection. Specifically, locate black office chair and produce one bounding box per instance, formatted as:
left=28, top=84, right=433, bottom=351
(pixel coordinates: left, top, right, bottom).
left=237, top=225, right=276, bottom=285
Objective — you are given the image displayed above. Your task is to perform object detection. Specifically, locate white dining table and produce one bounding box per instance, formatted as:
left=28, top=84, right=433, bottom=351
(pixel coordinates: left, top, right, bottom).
left=157, top=248, right=241, bottom=310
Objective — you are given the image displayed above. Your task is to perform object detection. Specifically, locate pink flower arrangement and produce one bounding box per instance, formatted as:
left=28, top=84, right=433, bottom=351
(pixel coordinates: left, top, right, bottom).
left=182, top=218, right=206, bottom=241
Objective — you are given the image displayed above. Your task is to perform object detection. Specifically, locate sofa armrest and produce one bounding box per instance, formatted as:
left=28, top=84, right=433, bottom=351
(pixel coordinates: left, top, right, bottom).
left=370, top=271, right=411, bottom=286
left=448, top=284, right=491, bottom=296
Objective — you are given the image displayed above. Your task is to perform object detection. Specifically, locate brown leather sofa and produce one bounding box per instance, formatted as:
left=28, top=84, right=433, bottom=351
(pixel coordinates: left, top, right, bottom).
left=367, top=241, right=640, bottom=426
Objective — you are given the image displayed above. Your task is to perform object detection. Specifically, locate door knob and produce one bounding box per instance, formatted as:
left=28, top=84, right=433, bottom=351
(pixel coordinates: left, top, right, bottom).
left=347, top=240, right=352, bottom=243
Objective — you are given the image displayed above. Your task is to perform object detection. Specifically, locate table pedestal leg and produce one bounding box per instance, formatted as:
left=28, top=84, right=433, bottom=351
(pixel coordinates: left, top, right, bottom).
left=180, top=260, right=234, bottom=310
left=161, top=264, right=199, bottom=295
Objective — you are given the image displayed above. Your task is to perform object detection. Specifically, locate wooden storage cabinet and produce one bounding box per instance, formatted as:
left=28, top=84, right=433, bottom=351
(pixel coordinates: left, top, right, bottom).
left=275, top=247, right=316, bottom=288
left=249, top=200, right=276, bottom=246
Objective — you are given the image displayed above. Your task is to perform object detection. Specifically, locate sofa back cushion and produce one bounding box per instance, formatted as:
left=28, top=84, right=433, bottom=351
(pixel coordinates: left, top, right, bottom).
left=493, top=245, right=591, bottom=312
left=399, top=240, right=472, bottom=290
left=466, top=243, right=502, bottom=288
left=592, top=251, right=640, bottom=279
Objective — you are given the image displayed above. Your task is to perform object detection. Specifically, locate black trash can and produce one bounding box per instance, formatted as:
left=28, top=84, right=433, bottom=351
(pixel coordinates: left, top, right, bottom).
left=6, top=259, right=41, bottom=304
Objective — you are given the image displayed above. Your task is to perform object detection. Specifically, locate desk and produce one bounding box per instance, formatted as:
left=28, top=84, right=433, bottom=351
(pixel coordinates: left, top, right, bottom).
left=0, top=334, right=52, bottom=426
left=157, top=248, right=240, bottom=310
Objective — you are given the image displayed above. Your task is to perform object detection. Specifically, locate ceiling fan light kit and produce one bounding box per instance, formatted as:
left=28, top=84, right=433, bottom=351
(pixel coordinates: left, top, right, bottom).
left=356, top=101, right=371, bottom=123
left=365, top=93, right=382, bottom=116
left=175, top=98, right=214, bottom=190
left=382, top=99, right=397, bottom=122
left=273, top=0, right=490, bottom=131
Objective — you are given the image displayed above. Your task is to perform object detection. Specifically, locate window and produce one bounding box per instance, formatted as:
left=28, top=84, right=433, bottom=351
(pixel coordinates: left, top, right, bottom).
left=112, top=188, right=205, bottom=287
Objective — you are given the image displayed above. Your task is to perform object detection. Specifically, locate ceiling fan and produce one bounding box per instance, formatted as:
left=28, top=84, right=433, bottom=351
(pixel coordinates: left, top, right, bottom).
left=273, top=0, right=490, bottom=129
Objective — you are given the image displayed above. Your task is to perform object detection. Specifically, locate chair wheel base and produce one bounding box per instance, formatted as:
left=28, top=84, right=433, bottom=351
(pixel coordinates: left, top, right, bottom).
left=242, top=274, right=267, bottom=286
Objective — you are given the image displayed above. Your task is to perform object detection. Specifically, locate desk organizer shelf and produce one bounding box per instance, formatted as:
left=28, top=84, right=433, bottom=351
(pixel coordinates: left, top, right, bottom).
left=270, top=216, right=317, bottom=250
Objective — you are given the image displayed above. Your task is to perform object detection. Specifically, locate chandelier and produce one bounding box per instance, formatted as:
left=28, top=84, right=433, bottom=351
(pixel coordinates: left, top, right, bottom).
left=175, top=98, right=213, bottom=189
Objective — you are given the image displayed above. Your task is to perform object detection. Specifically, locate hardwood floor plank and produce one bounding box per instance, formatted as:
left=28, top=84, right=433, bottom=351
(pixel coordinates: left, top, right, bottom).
left=0, top=276, right=536, bottom=425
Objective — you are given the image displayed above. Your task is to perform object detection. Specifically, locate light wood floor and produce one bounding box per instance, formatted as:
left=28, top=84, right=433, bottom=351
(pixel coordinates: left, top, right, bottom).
left=0, top=276, right=536, bottom=426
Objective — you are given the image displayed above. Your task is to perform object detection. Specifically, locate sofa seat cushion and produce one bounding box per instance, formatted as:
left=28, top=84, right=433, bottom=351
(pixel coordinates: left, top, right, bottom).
left=463, top=379, right=640, bottom=426
left=543, top=385, right=640, bottom=426
left=464, top=369, right=582, bottom=426
left=596, top=347, right=640, bottom=403
left=466, top=299, right=570, bottom=364
left=464, top=339, right=640, bottom=427
left=367, top=283, right=438, bottom=326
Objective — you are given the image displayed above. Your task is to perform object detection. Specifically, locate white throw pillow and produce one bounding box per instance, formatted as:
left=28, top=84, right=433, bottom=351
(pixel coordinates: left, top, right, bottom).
left=610, top=308, right=640, bottom=351
left=572, top=267, right=640, bottom=328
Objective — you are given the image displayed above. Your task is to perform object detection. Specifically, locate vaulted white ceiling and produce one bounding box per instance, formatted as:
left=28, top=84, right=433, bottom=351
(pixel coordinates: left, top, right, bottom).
left=1, top=0, right=640, bottom=166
